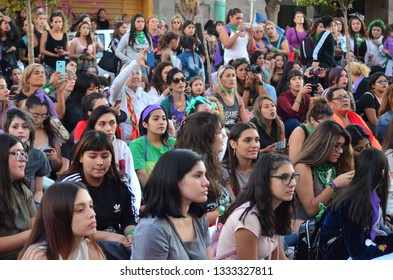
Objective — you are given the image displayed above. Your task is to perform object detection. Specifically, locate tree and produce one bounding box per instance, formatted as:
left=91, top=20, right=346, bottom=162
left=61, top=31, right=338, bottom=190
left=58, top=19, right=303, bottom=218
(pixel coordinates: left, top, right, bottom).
left=265, top=0, right=282, bottom=25
left=6, top=0, right=60, bottom=65
left=175, top=0, right=200, bottom=21
left=295, top=0, right=356, bottom=86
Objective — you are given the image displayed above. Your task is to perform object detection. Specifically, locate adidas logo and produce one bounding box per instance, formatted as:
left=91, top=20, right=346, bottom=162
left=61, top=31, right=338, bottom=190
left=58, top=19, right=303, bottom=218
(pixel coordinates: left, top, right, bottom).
left=113, top=204, right=121, bottom=213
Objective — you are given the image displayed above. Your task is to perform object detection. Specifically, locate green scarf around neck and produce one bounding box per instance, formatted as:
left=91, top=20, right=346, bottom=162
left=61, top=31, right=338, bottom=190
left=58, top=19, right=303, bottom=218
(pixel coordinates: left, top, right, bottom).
left=135, top=31, right=146, bottom=45
left=227, top=23, right=238, bottom=33
left=220, top=87, right=234, bottom=95
left=314, top=163, right=336, bottom=187
left=314, top=33, right=321, bottom=41
left=354, top=33, right=364, bottom=47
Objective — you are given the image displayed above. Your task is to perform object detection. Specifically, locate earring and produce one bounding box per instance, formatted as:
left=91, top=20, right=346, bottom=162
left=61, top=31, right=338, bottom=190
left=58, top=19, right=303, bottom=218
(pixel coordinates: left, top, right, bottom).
left=233, top=149, right=236, bottom=157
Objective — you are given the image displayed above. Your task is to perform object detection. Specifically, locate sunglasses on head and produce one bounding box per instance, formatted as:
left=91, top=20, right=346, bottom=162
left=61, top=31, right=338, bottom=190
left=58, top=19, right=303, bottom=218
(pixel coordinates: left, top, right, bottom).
left=172, top=77, right=185, bottom=84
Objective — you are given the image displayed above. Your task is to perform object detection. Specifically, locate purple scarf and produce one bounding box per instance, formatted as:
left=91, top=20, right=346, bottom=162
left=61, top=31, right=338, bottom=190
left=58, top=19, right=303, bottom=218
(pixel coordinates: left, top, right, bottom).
left=34, top=90, right=58, bottom=118
left=370, top=190, right=380, bottom=241
left=352, top=75, right=364, bottom=94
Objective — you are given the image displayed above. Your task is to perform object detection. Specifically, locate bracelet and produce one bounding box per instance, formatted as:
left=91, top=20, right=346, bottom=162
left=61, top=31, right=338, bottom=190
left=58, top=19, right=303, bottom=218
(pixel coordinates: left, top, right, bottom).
left=329, top=181, right=338, bottom=192
left=126, top=229, right=135, bottom=236
left=295, top=99, right=301, bottom=104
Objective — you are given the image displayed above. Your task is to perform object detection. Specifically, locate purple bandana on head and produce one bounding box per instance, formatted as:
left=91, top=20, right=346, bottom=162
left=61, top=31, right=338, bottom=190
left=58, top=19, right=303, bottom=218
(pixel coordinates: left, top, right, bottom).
left=34, top=90, right=58, bottom=118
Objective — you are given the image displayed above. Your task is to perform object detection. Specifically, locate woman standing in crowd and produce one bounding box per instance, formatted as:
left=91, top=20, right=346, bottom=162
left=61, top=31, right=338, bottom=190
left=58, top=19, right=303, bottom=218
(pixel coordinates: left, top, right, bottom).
left=147, top=61, right=173, bottom=103
left=219, top=8, right=254, bottom=65
left=132, top=149, right=211, bottom=260
left=275, top=60, right=302, bottom=97
left=346, top=124, right=370, bottom=159
left=115, top=13, right=152, bottom=70
left=326, top=87, right=381, bottom=149
left=253, top=25, right=268, bottom=53
left=377, top=84, right=393, bottom=142
left=214, top=65, right=249, bottom=131
left=286, top=11, right=309, bottom=61
left=263, top=21, right=290, bottom=60
left=270, top=54, right=285, bottom=89
left=292, top=120, right=354, bottom=233
left=25, top=91, right=63, bottom=178
left=159, top=31, right=180, bottom=66
left=18, top=182, right=106, bottom=260
left=318, top=148, right=393, bottom=260
left=300, top=18, right=324, bottom=68
left=0, top=134, right=35, bottom=260
left=277, top=69, right=311, bottom=139
left=110, top=21, right=128, bottom=74
left=40, top=12, right=68, bottom=77
left=288, top=97, right=333, bottom=162
left=4, top=109, right=51, bottom=206
left=348, top=13, right=368, bottom=62
left=96, top=9, right=109, bottom=30
left=175, top=111, right=229, bottom=226
left=83, top=106, right=141, bottom=211
left=130, top=104, right=175, bottom=188
left=217, top=153, right=295, bottom=260
left=146, top=15, right=163, bottom=52
left=356, top=72, right=388, bottom=132
left=69, top=21, right=97, bottom=73
left=60, top=131, right=138, bottom=248
left=221, top=122, right=260, bottom=198
left=19, top=20, right=42, bottom=66
left=0, top=15, right=19, bottom=74
left=170, top=15, right=183, bottom=35
left=250, top=96, right=285, bottom=153
left=365, top=20, right=386, bottom=74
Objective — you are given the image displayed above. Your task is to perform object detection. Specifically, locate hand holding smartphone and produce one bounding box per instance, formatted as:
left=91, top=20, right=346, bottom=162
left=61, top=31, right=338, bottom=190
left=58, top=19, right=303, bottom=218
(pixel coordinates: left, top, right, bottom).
left=43, top=148, right=54, bottom=153
left=146, top=51, right=155, bottom=67
left=56, top=61, right=66, bottom=81
left=276, top=139, right=286, bottom=150
left=9, top=85, right=19, bottom=100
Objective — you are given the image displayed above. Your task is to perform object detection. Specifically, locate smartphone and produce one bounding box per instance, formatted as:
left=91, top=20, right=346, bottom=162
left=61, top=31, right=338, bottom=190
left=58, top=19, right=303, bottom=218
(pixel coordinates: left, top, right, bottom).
left=56, top=46, right=63, bottom=50
left=83, top=48, right=88, bottom=54
left=43, top=148, right=54, bottom=153
left=146, top=51, right=155, bottom=67
left=114, top=99, right=122, bottom=106
left=56, top=61, right=66, bottom=81
left=276, top=139, right=286, bottom=150
left=9, top=85, right=19, bottom=100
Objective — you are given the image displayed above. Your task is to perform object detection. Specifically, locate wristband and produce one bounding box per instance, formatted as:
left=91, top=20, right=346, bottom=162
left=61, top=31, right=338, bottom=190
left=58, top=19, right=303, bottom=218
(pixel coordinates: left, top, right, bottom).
left=273, top=48, right=278, bottom=53
left=295, top=99, right=301, bottom=104
left=329, top=181, right=338, bottom=192
left=126, top=229, right=135, bottom=236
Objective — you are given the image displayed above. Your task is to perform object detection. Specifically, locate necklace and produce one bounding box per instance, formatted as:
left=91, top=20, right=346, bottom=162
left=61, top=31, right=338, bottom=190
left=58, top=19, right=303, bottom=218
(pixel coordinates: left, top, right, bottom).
left=174, top=99, right=185, bottom=110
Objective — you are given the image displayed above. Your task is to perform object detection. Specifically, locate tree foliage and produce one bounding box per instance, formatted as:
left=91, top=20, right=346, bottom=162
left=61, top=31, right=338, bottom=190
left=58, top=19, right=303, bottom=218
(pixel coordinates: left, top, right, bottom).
left=6, top=0, right=60, bottom=14
left=294, top=0, right=353, bottom=9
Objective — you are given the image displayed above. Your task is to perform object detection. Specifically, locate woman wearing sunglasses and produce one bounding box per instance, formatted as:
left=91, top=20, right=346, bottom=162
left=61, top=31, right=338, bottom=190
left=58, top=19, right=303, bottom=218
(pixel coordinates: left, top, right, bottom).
left=160, top=68, right=193, bottom=130
left=292, top=120, right=354, bottom=233
left=0, top=134, right=36, bottom=260
left=326, top=87, right=382, bottom=149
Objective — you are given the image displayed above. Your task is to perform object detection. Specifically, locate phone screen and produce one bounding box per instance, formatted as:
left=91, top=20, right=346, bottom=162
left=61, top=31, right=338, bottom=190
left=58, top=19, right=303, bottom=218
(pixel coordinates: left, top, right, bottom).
left=147, top=51, right=155, bottom=67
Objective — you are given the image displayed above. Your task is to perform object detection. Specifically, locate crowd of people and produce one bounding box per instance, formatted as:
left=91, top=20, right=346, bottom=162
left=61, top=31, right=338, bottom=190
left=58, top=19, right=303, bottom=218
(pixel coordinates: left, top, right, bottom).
left=1, top=6, right=393, bottom=261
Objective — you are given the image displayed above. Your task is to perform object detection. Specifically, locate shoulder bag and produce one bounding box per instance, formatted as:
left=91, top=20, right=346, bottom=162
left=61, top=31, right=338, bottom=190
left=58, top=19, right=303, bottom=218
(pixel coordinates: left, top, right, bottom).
left=98, top=39, right=119, bottom=73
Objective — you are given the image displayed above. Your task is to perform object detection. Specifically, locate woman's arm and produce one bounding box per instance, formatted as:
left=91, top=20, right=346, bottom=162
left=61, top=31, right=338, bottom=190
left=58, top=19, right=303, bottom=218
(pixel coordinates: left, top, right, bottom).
left=68, top=39, right=79, bottom=60
left=0, top=229, right=32, bottom=255
left=115, top=34, right=132, bottom=64
left=237, top=95, right=250, bottom=122
left=34, top=176, right=44, bottom=204
left=135, top=169, right=149, bottom=188
left=288, top=126, right=305, bottom=162
left=235, top=228, right=258, bottom=259
left=219, top=25, right=241, bottom=49
left=364, top=107, right=378, bottom=128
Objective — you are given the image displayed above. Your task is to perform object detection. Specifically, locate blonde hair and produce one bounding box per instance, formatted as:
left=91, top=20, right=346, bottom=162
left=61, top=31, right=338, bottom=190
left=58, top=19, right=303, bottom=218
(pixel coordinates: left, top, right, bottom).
left=21, top=63, right=45, bottom=93
left=344, top=61, right=370, bottom=78
left=207, top=96, right=225, bottom=121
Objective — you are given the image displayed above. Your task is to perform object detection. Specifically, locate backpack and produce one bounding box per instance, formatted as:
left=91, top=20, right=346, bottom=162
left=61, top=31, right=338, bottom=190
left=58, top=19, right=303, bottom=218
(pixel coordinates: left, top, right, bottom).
left=295, top=205, right=329, bottom=260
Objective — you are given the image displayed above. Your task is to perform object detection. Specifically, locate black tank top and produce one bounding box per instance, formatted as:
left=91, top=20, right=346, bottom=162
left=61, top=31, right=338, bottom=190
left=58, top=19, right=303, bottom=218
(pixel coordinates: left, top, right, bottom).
left=43, top=31, right=67, bottom=68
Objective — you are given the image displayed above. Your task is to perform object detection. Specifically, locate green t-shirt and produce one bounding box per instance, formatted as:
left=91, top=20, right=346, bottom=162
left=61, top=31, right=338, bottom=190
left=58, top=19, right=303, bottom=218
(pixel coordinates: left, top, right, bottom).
left=129, top=136, right=176, bottom=175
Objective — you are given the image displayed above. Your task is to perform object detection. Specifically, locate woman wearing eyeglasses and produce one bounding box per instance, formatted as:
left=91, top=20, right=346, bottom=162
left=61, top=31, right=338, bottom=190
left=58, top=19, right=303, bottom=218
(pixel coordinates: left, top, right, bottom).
left=25, top=90, right=63, bottom=180
left=4, top=109, right=51, bottom=206
left=0, top=133, right=36, bottom=260
left=160, top=68, right=193, bottom=130
left=356, top=72, right=388, bottom=132
left=292, top=120, right=354, bottom=233
left=216, top=153, right=296, bottom=260
left=326, top=86, right=382, bottom=149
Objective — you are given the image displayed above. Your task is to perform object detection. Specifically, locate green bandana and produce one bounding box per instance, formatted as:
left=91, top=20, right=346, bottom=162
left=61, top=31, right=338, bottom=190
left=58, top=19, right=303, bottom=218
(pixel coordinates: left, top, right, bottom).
left=227, top=23, right=238, bottom=33
left=354, top=33, right=364, bottom=47
left=314, top=163, right=336, bottom=187
left=314, top=33, right=321, bottom=41
left=220, top=87, right=234, bottom=95
left=135, top=31, right=146, bottom=45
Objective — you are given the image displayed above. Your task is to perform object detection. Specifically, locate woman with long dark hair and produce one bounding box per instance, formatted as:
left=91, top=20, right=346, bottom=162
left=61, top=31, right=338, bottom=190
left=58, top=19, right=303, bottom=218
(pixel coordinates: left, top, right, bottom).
left=217, top=153, right=296, bottom=259
left=0, top=134, right=35, bottom=260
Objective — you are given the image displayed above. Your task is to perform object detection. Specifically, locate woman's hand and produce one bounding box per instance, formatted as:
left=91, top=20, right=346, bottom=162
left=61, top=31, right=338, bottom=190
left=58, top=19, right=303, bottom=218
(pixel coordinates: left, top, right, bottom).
left=332, top=170, right=355, bottom=188
left=6, top=46, right=16, bottom=53
left=135, top=48, right=149, bottom=68
left=316, top=83, right=324, bottom=95
left=44, top=148, right=57, bottom=161
left=112, top=102, right=121, bottom=115
left=299, top=83, right=312, bottom=96
left=260, top=143, right=277, bottom=153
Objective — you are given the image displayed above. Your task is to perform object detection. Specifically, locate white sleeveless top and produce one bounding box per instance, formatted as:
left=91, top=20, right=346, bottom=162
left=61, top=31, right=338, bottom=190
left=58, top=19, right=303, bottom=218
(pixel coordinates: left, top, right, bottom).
left=27, top=239, right=90, bottom=260
left=224, top=29, right=250, bottom=65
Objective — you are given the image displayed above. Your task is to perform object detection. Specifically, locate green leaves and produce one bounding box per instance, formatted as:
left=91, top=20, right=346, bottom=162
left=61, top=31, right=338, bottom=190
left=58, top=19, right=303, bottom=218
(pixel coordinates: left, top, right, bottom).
left=6, top=0, right=60, bottom=14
